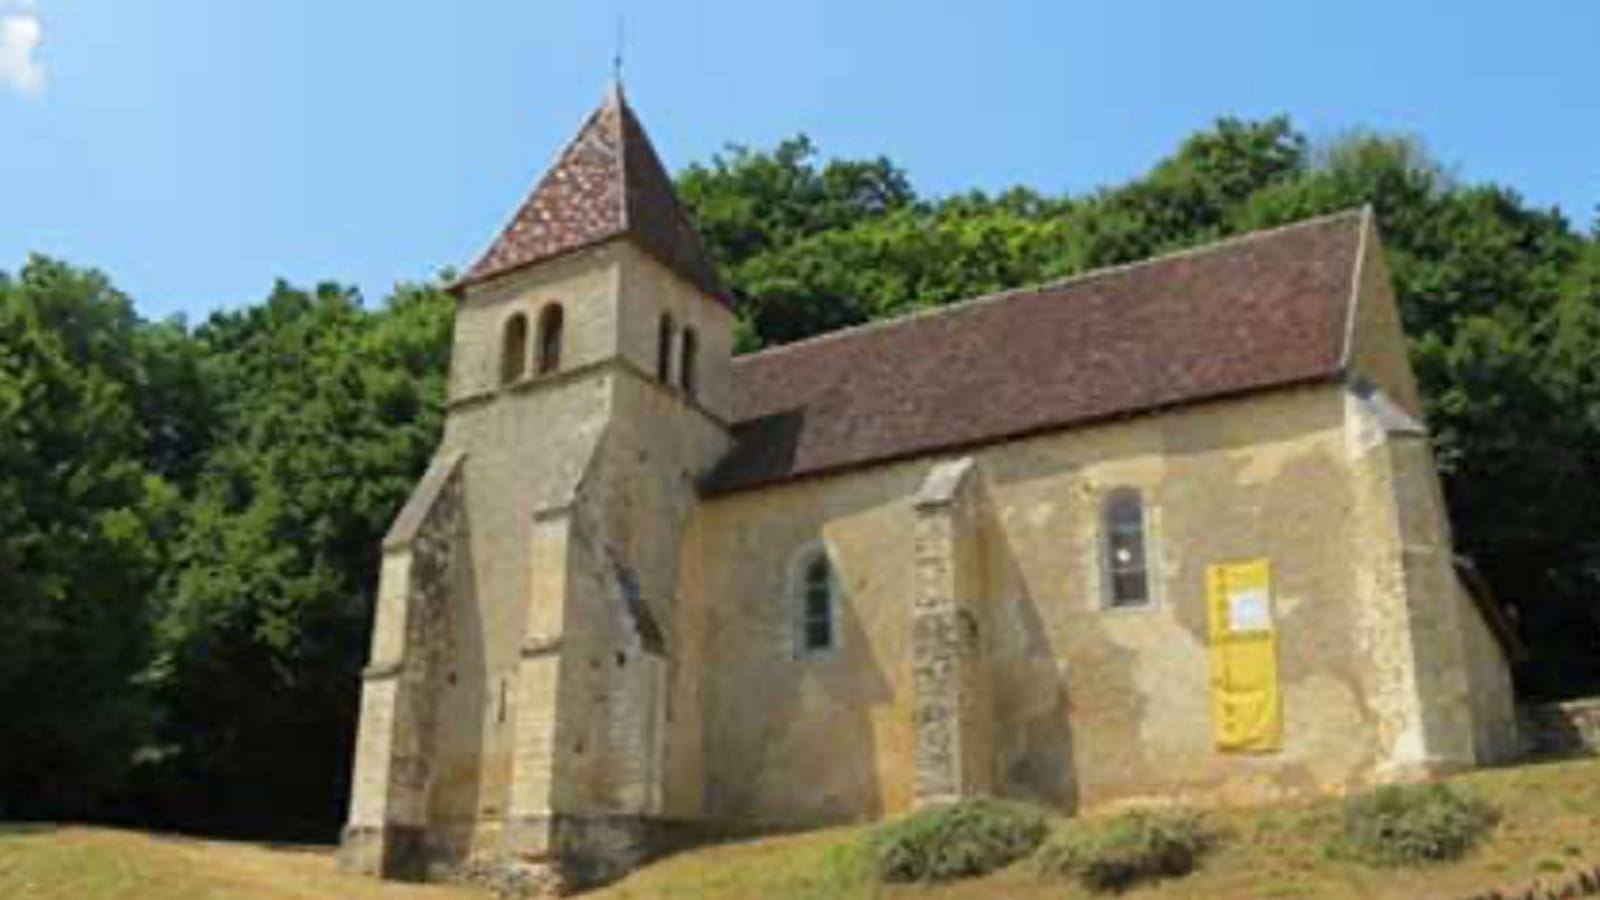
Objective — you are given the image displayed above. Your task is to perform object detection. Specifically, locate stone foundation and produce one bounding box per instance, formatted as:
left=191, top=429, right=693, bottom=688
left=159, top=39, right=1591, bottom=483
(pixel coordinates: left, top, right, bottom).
left=544, top=815, right=699, bottom=888
left=346, top=815, right=707, bottom=894
left=337, top=824, right=428, bottom=881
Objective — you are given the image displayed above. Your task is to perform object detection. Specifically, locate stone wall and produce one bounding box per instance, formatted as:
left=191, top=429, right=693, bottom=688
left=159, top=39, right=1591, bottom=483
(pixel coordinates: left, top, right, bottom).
left=347, top=232, right=735, bottom=885
left=1520, top=698, right=1600, bottom=758
left=979, top=384, right=1378, bottom=810
left=1345, top=388, right=1486, bottom=780
left=342, top=452, right=467, bottom=879
left=447, top=244, right=623, bottom=403
left=615, top=243, right=738, bottom=422
left=697, top=463, right=922, bottom=825
left=424, top=370, right=608, bottom=856
left=910, top=458, right=996, bottom=806
left=696, top=385, right=1363, bottom=823
left=693, top=377, right=1520, bottom=827
left=440, top=244, right=731, bottom=883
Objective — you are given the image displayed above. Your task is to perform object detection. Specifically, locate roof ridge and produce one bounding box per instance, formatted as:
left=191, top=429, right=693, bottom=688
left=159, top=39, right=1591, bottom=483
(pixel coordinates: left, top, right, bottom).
left=611, top=85, right=632, bottom=231
left=614, top=98, right=734, bottom=302
left=1337, top=205, right=1377, bottom=371
left=734, top=207, right=1368, bottom=367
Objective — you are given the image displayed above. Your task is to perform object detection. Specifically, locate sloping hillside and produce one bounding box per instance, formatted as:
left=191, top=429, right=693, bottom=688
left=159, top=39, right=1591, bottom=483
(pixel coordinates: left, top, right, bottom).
left=4, top=757, right=1598, bottom=899
left=595, top=757, right=1600, bottom=900
left=0, top=826, right=484, bottom=899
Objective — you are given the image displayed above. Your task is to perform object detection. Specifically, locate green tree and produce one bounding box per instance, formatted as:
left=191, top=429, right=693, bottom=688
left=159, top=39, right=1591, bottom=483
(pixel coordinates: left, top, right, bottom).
left=1061, top=116, right=1308, bottom=270
left=0, top=257, right=183, bottom=818
left=735, top=203, right=1070, bottom=345
left=138, top=280, right=452, bottom=834
left=678, top=135, right=918, bottom=348
left=677, top=135, right=916, bottom=270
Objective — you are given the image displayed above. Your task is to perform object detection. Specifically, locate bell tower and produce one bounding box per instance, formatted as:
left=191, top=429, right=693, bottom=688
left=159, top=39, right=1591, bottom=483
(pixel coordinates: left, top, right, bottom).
left=341, top=84, right=735, bottom=887
left=443, top=81, right=737, bottom=416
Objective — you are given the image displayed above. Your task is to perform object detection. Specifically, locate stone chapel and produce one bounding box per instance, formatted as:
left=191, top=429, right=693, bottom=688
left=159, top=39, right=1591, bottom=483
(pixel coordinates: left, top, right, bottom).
left=340, top=86, right=1524, bottom=886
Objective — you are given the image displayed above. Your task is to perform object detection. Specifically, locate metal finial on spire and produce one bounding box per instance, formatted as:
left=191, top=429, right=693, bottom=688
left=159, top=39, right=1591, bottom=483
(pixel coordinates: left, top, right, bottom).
left=612, top=16, right=626, bottom=88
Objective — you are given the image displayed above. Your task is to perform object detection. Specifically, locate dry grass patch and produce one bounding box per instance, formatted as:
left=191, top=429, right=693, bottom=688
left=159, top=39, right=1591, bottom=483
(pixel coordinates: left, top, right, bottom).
left=8, top=758, right=1600, bottom=899
left=0, top=826, right=483, bottom=899
left=596, top=757, right=1600, bottom=900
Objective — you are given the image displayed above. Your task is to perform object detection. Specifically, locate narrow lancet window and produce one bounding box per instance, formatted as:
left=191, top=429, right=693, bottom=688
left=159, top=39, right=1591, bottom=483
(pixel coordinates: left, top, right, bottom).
left=536, top=303, right=564, bottom=375
left=796, top=546, right=836, bottom=657
left=500, top=313, right=528, bottom=385
left=680, top=327, right=699, bottom=398
left=1104, top=488, right=1152, bottom=608
left=657, top=313, right=675, bottom=382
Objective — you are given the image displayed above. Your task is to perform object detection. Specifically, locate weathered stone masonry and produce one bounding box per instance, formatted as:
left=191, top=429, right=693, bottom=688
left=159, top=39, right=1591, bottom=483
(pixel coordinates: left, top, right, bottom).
left=340, top=87, right=1524, bottom=888
left=342, top=452, right=467, bottom=878
left=912, top=457, right=997, bottom=806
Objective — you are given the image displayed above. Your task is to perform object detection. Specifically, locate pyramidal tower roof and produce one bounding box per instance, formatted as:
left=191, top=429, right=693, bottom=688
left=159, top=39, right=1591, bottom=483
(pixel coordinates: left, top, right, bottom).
left=457, top=85, right=733, bottom=305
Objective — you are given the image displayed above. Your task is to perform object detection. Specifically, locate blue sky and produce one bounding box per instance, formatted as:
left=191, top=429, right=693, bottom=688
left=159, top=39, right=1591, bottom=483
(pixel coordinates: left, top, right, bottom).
left=1, top=1, right=1595, bottom=321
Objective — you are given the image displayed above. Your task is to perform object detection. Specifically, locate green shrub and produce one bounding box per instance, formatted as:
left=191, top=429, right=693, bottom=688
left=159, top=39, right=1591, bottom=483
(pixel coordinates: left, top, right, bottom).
left=1037, top=808, right=1218, bottom=893
left=870, top=797, right=1048, bottom=883
left=1328, top=783, right=1498, bottom=867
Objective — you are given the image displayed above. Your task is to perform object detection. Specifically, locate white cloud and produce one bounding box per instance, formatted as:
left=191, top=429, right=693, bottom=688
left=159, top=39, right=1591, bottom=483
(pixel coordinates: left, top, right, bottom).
left=0, top=0, right=45, bottom=98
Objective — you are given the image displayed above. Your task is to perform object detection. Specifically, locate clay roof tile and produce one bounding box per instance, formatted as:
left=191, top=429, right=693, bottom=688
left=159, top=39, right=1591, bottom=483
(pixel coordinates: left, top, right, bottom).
left=708, top=210, right=1369, bottom=493
left=457, top=86, right=732, bottom=305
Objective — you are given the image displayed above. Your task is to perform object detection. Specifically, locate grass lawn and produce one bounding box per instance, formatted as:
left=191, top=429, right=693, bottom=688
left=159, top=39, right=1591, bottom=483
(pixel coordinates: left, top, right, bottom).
left=0, top=826, right=485, bottom=899
left=596, top=756, right=1600, bottom=900
left=4, top=756, right=1599, bottom=899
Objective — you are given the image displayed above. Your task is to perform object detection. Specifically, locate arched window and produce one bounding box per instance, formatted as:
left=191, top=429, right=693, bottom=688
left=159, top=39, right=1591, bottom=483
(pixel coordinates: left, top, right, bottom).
left=793, top=544, right=836, bottom=657
left=500, top=312, right=528, bottom=385
left=536, top=303, right=564, bottom=375
left=1104, top=488, right=1152, bottom=608
left=656, top=313, right=675, bottom=382
left=680, top=327, right=699, bottom=398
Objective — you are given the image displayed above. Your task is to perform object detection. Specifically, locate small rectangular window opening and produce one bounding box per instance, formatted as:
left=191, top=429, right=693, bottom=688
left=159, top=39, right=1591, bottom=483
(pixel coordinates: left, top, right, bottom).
left=803, top=584, right=832, bottom=650
left=799, top=553, right=836, bottom=656
left=1105, top=490, right=1153, bottom=608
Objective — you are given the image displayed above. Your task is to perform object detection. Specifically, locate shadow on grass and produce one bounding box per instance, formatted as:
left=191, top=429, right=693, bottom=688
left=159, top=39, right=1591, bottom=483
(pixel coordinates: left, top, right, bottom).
left=0, top=823, right=60, bottom=837
left=1476, top=748, right=1599, bottom=776
left=141, top=829, right=335, bottom=856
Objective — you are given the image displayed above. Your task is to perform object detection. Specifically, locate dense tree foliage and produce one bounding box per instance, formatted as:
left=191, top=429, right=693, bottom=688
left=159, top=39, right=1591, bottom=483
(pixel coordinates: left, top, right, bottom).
left=0, top=265, right=452, bottom=833
left=137, top=281, right=451, bottom=835
left=0, top=115, right=1595, bottom=835
left=0, top=260, right=186, bottom=818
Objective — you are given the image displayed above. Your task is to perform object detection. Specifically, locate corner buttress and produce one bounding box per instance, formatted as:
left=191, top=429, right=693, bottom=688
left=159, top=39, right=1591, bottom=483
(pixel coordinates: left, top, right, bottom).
left=340, top=451, right=467, bottom=879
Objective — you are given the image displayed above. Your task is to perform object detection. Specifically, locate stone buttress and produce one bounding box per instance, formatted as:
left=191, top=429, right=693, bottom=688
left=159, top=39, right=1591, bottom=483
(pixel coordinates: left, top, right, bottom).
left=341, top=452, right=468, bottom=878
left=911, top=457, right=999, bottom=806
left=1346, top=383, right=1481, bottom=779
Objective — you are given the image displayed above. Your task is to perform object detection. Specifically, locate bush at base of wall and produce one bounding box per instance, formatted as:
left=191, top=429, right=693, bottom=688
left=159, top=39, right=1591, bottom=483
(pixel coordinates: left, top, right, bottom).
left=1327, top=782, right=1498, bottom=867
left=870, top=798, right=1048, bottom=883
left=1035, top=808, right=1218, bottom=894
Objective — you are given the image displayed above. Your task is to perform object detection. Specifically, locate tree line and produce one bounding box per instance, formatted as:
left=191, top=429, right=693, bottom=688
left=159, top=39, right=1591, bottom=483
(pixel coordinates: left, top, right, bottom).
left=1, top=116, right=1595, bottom=837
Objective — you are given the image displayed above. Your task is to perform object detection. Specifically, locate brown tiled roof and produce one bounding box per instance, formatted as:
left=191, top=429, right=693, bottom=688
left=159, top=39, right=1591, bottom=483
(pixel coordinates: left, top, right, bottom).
left=456, top=86, right=732, bottom=305
left=708, top=210, right=1369, bottom=493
